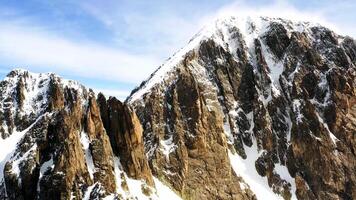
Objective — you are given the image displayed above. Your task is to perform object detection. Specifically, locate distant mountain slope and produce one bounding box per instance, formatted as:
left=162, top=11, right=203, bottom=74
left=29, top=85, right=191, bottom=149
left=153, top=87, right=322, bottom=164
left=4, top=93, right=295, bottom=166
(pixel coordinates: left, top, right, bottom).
left=128, top=16, right=356, bottom=200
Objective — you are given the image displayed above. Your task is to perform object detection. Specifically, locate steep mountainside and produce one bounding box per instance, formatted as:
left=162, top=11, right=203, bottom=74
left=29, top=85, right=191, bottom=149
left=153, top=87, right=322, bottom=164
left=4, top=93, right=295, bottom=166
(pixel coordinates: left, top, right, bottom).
left=0, top=70, right=180, bottom=200
left=128, top=16, right=356, bottom=200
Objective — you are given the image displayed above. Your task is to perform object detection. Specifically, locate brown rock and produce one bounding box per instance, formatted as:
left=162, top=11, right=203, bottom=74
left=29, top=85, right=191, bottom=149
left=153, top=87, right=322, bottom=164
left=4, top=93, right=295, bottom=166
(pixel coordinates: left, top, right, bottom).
left=97, top=94, right=154, bottom=187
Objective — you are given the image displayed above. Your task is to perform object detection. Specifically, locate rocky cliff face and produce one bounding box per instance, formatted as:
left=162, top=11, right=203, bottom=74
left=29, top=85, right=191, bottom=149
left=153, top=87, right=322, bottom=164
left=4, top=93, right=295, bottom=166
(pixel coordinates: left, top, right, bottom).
left=128, top=16, right=356, bottom=200
left=0, top=70, right=179, bottom=200
left=97, top=94, right=154, bottom=188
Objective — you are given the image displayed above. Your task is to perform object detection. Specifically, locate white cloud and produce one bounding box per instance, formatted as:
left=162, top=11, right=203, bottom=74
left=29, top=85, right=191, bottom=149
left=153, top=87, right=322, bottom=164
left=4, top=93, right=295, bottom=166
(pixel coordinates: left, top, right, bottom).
left=199, top=0, right=342, bottom=35
left=0, top=21, right=160, bottom=84
left=79, top=0, right=203, bottom=57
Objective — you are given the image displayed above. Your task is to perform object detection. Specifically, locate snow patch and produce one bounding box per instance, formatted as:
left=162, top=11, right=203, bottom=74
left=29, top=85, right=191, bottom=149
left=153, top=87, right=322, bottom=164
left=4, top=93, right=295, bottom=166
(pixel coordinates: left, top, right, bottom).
left=112, top=157, right=153, bottom=200
left=82, top=183, right=97, bottom=200
left=11, top=144, right=37, bottom=181
left=274, top=163, right=297, bottom=200
left=80, top=131, right=96, bottom=179
left=229, top=147, right=284, bottom=200
left=160, top=135, right=177, bottom=161
left=315, top=112, right=339, bottom=145
left=112, top=156, right=130, bottom=198
left=0, top=128, right=26, bottom=181
left=260, top=42, right=284, bottom=94
left=110, top=156, right=181, bottom=200
left=154, top=177, right=181, bottom=200
left=292, top=100, right=304, bottom=123
left=37, top=156, right=54, bottom=192
left=246, top=111, right=255, bottom=134
left=284, top=111, right=293, bottom=143
left=223, top=120, right=234, bottom=144
left=0, top=113, right=48, bottom=183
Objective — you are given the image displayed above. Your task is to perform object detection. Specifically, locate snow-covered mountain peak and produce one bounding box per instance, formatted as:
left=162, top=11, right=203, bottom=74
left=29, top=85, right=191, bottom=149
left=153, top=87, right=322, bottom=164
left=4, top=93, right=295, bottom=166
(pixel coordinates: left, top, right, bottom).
left=127, top=15, right=334, bottom=103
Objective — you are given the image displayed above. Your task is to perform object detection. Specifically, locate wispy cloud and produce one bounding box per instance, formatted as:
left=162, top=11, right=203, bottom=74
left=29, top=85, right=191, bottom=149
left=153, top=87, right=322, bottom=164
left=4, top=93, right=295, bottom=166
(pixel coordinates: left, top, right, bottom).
left=78, top=0, right=206, bottom=57
left=0, top=20, right=160, bottom=83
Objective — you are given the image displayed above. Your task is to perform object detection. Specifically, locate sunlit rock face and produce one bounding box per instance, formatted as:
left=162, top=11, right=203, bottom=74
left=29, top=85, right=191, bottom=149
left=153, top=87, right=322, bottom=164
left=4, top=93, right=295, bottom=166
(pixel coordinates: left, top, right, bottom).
left=0, top=70, right=172, bottom=200
left=128, top=16, right=356, bottom=200
left=0, top=70, right=116, bottom=199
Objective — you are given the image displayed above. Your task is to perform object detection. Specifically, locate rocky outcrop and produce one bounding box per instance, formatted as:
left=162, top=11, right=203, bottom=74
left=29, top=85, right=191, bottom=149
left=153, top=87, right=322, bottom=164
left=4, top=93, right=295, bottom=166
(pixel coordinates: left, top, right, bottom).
left=0, top=70, right=119, bottom=199
left=97, top=94, right=154, bottom=188
left=0, top=70, right=159, bottom=200
left=128, top=16, right=356, bottom=200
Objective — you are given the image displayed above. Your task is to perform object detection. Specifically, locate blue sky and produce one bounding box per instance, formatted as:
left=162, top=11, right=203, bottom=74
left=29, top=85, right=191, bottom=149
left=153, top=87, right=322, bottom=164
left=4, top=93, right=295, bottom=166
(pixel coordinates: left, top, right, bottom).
left=0, top=0, right=355, bottom=100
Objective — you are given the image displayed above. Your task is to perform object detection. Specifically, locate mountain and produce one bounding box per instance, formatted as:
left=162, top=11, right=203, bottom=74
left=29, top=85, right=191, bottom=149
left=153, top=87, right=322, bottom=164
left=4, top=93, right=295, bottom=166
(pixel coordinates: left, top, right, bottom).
left=0, top=15, right=355, bottom=200
left=127, top=16, right=356, bottom=200
left=0, top=69, right=180, bottom=199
